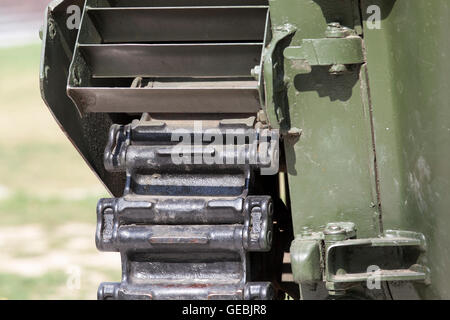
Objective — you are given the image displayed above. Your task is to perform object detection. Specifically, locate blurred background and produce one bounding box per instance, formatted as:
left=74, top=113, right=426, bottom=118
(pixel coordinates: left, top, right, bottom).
left=0, top=0, right=120, bottom=299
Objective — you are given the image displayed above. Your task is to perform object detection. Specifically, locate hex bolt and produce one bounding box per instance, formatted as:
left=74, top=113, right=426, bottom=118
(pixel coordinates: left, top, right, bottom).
left=325, top=22, right=355, bottom=38
left=251, top=65, right=261, bottom=80
left=329, top=64, right=349, bottom=75
left=324, top=223, right=348, bottom=243
left=325, top=22, right=343, bottom=38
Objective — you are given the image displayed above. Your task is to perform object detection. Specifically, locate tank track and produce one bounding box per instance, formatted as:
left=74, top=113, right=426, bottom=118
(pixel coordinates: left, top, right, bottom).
left=96, top=116, right=279, bottom=300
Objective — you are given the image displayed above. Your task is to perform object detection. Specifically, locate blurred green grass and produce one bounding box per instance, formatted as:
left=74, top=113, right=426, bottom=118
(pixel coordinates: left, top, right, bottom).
left=0, top=271, right=67, bottom=300
left=0, top=44, right=120, bottom=300
left=0, top=192, right=97, bottom=227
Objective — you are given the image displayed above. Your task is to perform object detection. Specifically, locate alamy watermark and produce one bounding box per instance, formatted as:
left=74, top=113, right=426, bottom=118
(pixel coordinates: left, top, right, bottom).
left=65, top=4, right=381, bottom=31
left=366, top=265, right=382, bottom=290
left=170, top=121, right=279, bottom=176
left=367, top=5, right=382, bottom=30
left=66, top=5, right=81, bottom=30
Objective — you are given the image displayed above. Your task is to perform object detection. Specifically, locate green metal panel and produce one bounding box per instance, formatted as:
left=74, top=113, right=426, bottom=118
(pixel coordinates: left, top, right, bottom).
left=361, top=0, right=450, bottom=299
left=268, top=0, right=381, bottom=238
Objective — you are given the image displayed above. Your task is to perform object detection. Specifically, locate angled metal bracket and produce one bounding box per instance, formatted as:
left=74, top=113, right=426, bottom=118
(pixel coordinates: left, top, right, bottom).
left=262, top=23, right=297, bottom=129
left=325, top=229, right=430, bottom=295
left=284, top=36, right=365, bottom=74
left=290, top=223, right=430, bottom=296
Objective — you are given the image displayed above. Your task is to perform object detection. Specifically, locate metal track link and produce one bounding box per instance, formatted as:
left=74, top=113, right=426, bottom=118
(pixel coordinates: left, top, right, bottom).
left=96, top=118, right=278, bottom=300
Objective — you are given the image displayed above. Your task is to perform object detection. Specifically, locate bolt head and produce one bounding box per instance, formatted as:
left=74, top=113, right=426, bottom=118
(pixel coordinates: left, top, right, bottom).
left=329, top=64, right=348, bottom=75
left=324, top=223, right=346, bottom=237
left=328, top=22, right=342, bottom=28
left=328, top=224, right=342, bottom=231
